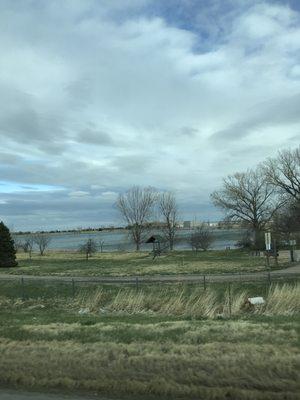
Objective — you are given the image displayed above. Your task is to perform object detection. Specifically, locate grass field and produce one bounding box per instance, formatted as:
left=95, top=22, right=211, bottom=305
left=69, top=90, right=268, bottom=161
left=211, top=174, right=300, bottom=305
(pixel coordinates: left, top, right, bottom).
left=0, top=280, right=299, bottom=399
left=0, top=249, right=290, bottom=277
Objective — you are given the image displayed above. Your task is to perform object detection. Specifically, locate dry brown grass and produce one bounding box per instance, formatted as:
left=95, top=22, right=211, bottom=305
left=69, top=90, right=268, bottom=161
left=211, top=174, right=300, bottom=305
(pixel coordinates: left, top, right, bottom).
left=9, top=249, right=273, bottom=277
left=0, top=282, right=299, bottom=399
left=0, top=336, right=299, bottom=399
left=1, top=282, right=299, bottom=320
left=261, top=283, right=300, bottom=316
left=75, top=283, right=300, bottom=318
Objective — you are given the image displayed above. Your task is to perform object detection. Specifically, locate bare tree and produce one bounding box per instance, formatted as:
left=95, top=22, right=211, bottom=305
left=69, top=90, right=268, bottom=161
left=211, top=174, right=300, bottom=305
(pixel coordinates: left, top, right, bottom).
left=12, top=235, right=23, bottom=253
left=79, top=238, right=98, bottom=260
left=23, top=235, right=35, bottom=259
left=33, top=233, right=52, bottom=256
left=159, top=192, right=179, bottom=250
left=211, top=168, right=283, bottom=249
left=189, top=223, right=215, bottom=251
left=116, top=186, right=157, bottom=251
left=99, top=240, right=105, bottom=253
left=263, top=147, right=300, bottom=201
left=272, top=200, right=300, bottom=240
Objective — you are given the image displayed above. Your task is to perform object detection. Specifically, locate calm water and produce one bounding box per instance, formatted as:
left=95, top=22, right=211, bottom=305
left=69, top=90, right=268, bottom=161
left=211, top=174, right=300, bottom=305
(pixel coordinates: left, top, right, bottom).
left=17, top=229, right=245, bottom=251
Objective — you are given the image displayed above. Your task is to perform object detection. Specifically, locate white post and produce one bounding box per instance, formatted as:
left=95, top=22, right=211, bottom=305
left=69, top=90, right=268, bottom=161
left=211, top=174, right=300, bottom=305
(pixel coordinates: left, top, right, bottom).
left=265, top=232, right=271, bottom=267
left=265, top=232, right=271, bottom=251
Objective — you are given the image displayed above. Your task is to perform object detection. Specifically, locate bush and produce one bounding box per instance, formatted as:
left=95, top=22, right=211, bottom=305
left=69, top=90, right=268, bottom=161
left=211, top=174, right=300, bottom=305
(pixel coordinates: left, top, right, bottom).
left=189, top=224, right=215, bottom=251
left=79, top=238, right=98, bottom=260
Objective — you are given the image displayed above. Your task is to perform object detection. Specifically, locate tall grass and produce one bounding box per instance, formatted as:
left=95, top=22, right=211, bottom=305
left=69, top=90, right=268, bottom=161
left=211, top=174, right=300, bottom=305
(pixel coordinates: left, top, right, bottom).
left=76, top=288, right=105, bottom=312
left=76, top=283, right=300, bottom=318
left=261, top=283, right=300, bottom=316
left=0, top=282, right=299, bottom=398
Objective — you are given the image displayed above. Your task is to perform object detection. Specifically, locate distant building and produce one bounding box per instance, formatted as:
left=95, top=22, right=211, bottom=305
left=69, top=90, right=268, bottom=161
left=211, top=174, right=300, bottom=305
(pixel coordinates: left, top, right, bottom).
left=179, top=220, right=225, bottom=229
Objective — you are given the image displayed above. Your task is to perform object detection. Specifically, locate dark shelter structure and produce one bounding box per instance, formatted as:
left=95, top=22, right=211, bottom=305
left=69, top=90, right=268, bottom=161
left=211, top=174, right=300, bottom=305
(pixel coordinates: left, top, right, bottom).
left=146, top=235, right=166, bottom=259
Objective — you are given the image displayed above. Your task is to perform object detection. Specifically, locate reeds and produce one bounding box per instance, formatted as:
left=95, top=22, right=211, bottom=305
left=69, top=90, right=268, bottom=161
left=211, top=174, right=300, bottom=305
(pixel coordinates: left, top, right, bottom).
left=75, top=288, right=105, bottom=312
left=259, top=283, right=300, bottom=316
left=76, top=283, right=300, bottom=318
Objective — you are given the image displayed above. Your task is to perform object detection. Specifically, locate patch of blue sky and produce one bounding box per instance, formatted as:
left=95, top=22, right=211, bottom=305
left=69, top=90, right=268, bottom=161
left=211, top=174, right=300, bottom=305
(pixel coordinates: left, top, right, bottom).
left=282, top=0, right=300, bottom=12
left=140, top=0, right=248, bottom=51
left=142, top=0, right=300, bottom=51
left=0, top=181, right=63, bottom=194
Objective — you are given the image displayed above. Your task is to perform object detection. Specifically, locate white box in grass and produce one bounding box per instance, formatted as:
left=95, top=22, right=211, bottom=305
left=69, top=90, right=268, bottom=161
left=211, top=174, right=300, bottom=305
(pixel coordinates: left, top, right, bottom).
left=248, top=297, right=265, bottom=305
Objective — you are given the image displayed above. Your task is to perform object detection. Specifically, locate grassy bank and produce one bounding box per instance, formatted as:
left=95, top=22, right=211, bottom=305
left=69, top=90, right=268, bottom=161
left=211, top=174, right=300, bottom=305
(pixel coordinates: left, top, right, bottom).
left=1, top=249, right=290, bottom=277
left=0, top=281, right=299, bottom=399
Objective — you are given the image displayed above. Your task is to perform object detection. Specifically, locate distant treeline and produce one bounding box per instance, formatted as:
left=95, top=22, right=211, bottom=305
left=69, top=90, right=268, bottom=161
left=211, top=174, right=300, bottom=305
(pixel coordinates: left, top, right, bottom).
left=13, top=226, right=127, bottom=235
left=13, top=221, right=242, bottom=236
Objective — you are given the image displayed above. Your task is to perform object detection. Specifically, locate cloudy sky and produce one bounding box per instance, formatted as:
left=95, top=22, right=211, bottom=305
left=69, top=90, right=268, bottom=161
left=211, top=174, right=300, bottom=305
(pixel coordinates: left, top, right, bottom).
left=1, top=0, right=300, bottom=231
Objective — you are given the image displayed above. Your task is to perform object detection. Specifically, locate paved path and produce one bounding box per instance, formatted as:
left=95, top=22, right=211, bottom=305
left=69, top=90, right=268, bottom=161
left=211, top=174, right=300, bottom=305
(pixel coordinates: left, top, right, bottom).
left=0, top=263, right=299, bottom=284
left=274, top=263, right=300, bottom=273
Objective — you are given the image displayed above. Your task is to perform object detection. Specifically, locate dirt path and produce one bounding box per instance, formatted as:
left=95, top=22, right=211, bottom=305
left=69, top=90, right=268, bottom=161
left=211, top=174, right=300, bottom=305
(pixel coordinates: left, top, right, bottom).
left=0, top=263, right=299, bottom=284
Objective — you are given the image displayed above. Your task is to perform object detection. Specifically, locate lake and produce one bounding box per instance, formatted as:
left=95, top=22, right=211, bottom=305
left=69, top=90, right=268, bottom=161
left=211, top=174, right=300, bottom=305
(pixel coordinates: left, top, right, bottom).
left=16, top=229, right=245, bottom=252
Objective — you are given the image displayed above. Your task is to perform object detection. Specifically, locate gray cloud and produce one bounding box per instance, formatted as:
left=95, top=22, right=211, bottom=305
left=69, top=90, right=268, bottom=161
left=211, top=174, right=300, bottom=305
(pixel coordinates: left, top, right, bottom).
left=111, top=154, right=154, bottom=174
left=0, top=86, right=67, bottom=154
left=0, top=0, right=300, bottom=230
left=211, top=93, right=300, bottom=142
left=77, top=128, right=115, bottom=146
left=0, top=185, right=220, bottom=231
left=179, top=127, right=198, bottom=137
left=0, top=152, right=23, bottom=164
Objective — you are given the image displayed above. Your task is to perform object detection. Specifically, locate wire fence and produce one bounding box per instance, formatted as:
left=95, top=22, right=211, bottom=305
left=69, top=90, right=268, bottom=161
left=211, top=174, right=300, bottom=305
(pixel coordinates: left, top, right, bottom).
left=0, top=270, right=299, bottom=300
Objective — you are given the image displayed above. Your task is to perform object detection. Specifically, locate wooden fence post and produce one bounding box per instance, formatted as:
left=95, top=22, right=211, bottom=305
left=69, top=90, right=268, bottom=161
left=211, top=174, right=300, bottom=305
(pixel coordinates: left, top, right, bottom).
left=274, top=240, right=278, bottom=266
left=72, top=278, right=75, bottom=298
left=266, top=253, right=270, bottom=267
left=21, top=277, right=25, bottom=300
left=228, top=283, right=232, bottom=318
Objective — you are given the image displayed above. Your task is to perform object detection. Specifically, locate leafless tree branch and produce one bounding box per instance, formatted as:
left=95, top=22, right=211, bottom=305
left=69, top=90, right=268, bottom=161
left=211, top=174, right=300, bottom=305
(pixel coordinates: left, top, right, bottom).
left=211, top=168, right=283, bottom=248
left=159, top=191, right=179, bottom=251
left=263, top=147, right=300, bottom=201
left=116, top=186, right=157, bottom=251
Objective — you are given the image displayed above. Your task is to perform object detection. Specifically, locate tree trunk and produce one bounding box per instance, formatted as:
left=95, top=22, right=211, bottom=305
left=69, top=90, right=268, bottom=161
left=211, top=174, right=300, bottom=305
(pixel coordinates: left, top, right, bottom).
left=253, top=227, right=260, bottom=253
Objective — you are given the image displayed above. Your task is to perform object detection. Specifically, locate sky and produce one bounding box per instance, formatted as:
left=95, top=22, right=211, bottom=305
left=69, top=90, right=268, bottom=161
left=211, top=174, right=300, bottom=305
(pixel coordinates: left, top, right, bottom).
left=0, top=0, right=300, bottom=231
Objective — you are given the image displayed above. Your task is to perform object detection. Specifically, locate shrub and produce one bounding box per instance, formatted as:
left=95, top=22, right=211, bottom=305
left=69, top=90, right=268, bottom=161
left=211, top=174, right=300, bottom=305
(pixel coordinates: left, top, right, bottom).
left=189, top=224, right=215, bottom=251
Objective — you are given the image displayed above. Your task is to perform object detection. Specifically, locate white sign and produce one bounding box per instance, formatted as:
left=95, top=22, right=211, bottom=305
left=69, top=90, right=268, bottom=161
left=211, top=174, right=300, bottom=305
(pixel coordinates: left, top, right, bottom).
left=289, top=240, right=296, bottom=246
left=265, top=232, right=271, bottom=250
